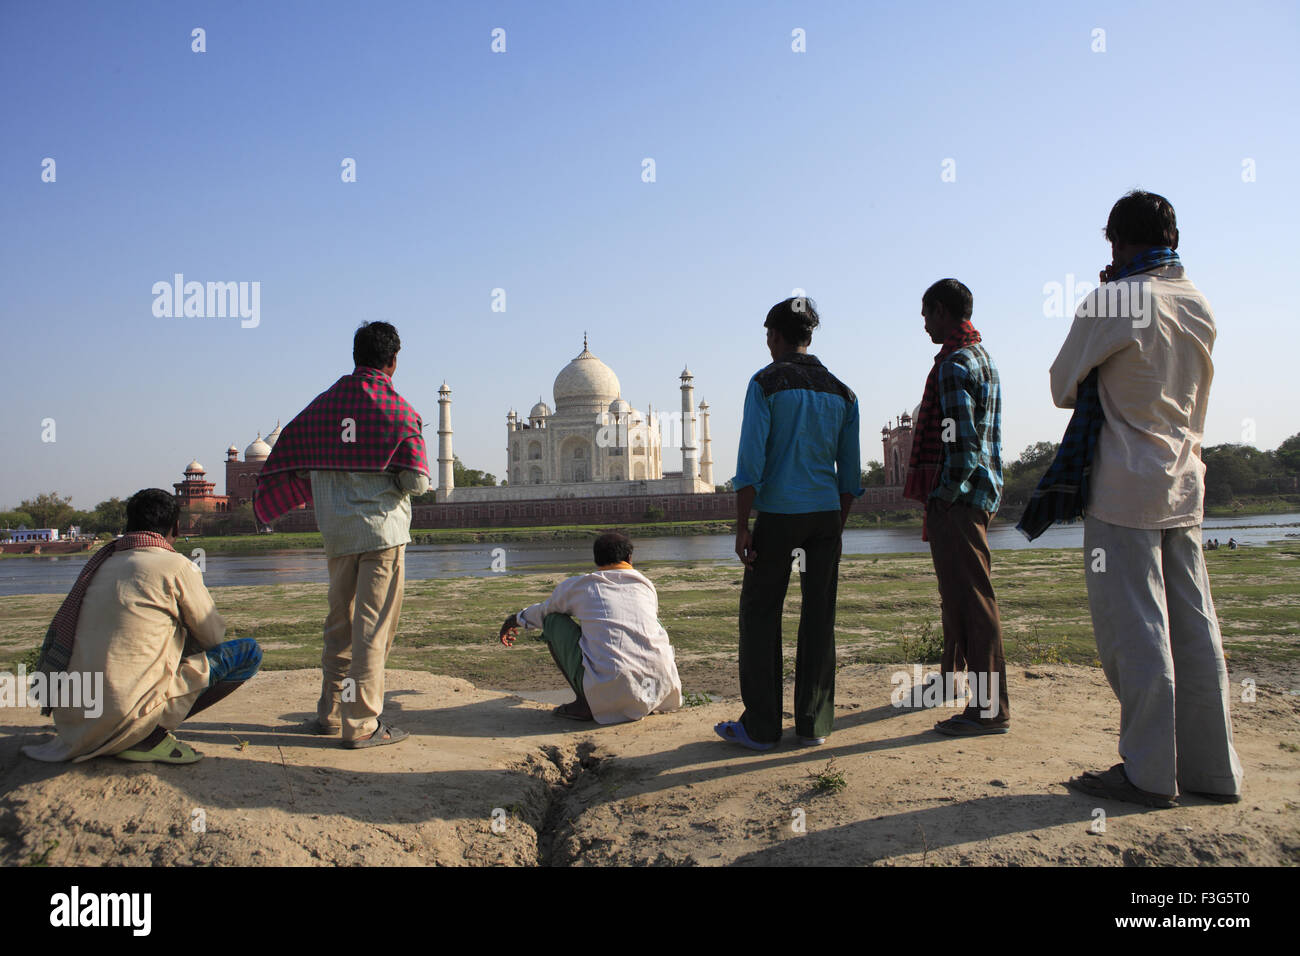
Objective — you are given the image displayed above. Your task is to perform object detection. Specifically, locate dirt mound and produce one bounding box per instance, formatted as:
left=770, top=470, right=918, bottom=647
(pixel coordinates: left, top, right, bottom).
left=2, top=665, right=1296, bottom=866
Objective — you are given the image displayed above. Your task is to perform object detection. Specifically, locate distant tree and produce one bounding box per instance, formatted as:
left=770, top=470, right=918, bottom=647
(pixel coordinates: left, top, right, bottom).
left=861, top=461, right=886, bottom=487
left=1203, top=443, right=1280, bottom=505
left=1275, top=433, right=1300, bottom=476
left=453, top=455, right=497, bottom=487
left=19, top=492, right=76, bottom=530
left=87, top=497, right=128, bottom=535
left=716, top=479, right=735, bottom=493
left=0, top=510, right=34, bottom=529
left=1000, top=442, right=1061, bottom=508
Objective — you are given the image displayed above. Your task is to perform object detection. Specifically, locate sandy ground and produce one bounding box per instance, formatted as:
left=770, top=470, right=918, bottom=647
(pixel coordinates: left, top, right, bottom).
left=1, top=664, right=1297, bottom=866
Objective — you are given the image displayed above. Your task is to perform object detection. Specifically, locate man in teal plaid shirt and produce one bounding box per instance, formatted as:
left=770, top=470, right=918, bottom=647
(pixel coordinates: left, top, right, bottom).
left=908, top=278, right=1010, bottom=735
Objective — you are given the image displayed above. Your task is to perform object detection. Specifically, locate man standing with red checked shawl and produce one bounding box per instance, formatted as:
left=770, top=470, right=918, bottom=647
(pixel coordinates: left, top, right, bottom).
left=904, top=279, right=1010, bottom=736
left=255, top=321, right=430, bottom=749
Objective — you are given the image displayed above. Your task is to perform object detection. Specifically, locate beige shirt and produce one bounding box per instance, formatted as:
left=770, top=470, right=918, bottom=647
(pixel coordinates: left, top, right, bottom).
left=23, top=546, right=225, bottom=762
left=517, top=567, right=683, bottom=724
left=1049, top=264, right=1215, bottom=529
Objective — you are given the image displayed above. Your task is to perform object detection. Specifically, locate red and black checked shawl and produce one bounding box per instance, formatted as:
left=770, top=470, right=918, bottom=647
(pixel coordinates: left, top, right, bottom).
left=35, top=531, right=176, bottom=713
left=253, top=366, right=430, bottom=524
left=904, top=320, right=982, bottom=538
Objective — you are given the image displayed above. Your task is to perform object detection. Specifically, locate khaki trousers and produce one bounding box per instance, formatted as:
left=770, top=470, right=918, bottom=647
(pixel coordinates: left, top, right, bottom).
left=318, top=544, right=405, bottom=741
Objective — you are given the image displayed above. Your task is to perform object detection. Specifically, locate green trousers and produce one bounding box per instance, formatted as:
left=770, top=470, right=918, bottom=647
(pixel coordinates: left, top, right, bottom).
left=738, top=510, right=842, bottom=742
left=539, top=613, right=585, bottom=697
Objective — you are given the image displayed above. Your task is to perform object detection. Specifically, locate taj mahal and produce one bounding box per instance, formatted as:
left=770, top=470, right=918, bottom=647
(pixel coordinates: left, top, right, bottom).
left=434, top=337, right=717, bottom=502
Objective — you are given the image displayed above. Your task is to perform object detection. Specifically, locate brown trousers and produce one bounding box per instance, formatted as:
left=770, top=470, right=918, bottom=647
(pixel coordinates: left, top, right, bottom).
left=318, top=544, right=405, bottom=741
left=926, top=500, right=1010, bottom=723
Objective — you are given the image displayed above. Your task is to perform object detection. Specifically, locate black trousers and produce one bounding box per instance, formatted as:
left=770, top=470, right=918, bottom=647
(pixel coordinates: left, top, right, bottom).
left=738, top=510, right=842, bottom=743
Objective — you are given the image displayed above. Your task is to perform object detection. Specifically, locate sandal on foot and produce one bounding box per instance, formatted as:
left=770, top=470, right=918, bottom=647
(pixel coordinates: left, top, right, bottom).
left=115, top=732, right=203, bottom=765
left=552, top=701, right=594, bottom=721
left=714, top=720, right=776, bottom=752
left=933, top=715, right=1010, bottom=737
left=798, top=735, right=827, bottom=747
left=1067, top=763, right=1176, bottom=809
left=344, top=720, right=409, bottom=749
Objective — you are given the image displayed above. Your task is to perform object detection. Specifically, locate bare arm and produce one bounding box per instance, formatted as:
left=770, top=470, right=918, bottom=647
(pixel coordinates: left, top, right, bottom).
left=735, top=485, right=757, bottom=567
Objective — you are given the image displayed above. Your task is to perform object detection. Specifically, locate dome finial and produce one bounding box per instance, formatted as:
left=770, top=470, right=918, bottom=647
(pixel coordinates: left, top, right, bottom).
left=583, top=330, right=588, bottom=351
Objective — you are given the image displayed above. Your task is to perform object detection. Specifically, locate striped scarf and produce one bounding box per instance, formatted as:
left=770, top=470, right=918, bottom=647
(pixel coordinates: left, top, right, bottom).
left=1016, top=247, right=1181, bottom=540
left=904, top=319, right=982, bottom=539
left=33, top=531, right=176, bottom=714
left=253, top=366, right=430, bottom=525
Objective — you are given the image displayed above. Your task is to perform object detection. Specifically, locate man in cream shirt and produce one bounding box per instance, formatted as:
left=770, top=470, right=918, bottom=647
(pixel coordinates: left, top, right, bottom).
left=1053, top=190, right=1242, bottom=807
left=499, top=532, right=682, bottom=723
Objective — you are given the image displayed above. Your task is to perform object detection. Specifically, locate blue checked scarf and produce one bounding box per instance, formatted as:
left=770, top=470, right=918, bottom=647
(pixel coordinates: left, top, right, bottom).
left=1016, top=247, right=1181, bottom=540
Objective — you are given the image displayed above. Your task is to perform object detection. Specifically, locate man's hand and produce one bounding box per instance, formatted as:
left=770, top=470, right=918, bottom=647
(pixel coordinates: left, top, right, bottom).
left=735, top=526, right=757, bottom=568
left=1099, top=262, right=1116, bottom=284
left=499, top=614, right=520, bottom=647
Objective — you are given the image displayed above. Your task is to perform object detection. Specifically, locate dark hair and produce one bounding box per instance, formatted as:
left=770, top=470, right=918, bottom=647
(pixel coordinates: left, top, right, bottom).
left=922, top=279, right=973, bottom=322
left=125, top=488, right=181, bottom=536
left=353, top=321, right=401, bottom=369
left=1104, top=190, right=1178, bottom=250
left=593, top=532, right=633, bottom=567
left=764, top=297, right=820, bottom=347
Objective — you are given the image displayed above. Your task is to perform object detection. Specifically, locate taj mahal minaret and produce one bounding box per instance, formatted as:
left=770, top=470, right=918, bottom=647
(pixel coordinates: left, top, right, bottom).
left=698, top=400, right=713, bottom=487
left=679, top=366, right=698, bottom=481
left=436, top=381, right=454, bottom=501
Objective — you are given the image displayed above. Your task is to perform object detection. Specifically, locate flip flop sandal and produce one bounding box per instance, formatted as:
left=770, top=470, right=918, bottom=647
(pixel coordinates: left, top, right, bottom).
left=115, top=732, right=204, bottom=765
left=552, top=702, right=594, bottom=721
left=344, top=720, right=409, bottom=749
left=933, top=715, right=1010, bottom=737
left=1067, top=763, right=1176, bottom=809
left=714, top=720, right=776, bottom=752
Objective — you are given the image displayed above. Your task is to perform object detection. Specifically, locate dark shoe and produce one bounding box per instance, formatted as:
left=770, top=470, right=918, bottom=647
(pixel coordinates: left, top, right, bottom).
left=1181, top=789, right=1242, bottom=804
left=344, top=720, right=409, bottom=749
left=933, top=715, right=1009, bottom=737
left=1067, top=763, right=1175, bottom=809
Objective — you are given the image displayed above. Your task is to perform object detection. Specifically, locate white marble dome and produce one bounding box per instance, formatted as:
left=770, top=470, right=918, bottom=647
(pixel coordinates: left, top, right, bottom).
left=553, top=347, right=621, bottom=411
left=529, top=400, right=551, bottom=419
left=245, top=434, right=272, bottom=460
left=185, top=459, right=205, bottom=474
left=264, top=421, right=282, bottom=448
left=608, top=397, right=631, bottom=416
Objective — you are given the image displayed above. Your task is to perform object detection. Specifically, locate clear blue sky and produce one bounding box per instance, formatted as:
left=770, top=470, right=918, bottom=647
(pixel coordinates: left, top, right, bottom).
left=2, top=0, right=1297, bottom=509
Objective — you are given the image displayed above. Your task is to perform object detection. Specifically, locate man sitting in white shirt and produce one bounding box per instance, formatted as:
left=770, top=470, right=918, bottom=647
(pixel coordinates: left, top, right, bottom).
left=498, top=532, right=683, bottom=723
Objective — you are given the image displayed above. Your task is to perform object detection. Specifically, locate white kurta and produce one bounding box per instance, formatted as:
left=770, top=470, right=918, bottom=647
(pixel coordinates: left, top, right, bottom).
left=1049, top=264, right=1215, bottom=529
left=517, top=567, right=683, bottom=724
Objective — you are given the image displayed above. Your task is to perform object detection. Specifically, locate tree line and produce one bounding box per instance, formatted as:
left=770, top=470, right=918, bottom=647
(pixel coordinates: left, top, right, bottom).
left=5, top=434, right=1297, bottom=535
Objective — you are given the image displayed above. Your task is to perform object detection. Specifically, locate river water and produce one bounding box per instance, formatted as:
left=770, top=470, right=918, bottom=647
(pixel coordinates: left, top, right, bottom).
left=2, top=514, right=1296, bottom=597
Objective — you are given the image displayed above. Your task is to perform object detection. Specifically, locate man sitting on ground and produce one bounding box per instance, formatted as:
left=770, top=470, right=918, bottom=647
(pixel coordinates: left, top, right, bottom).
left=498, top=532, right=683, bottom=723
left=23, top=488, right=262, bottom=765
